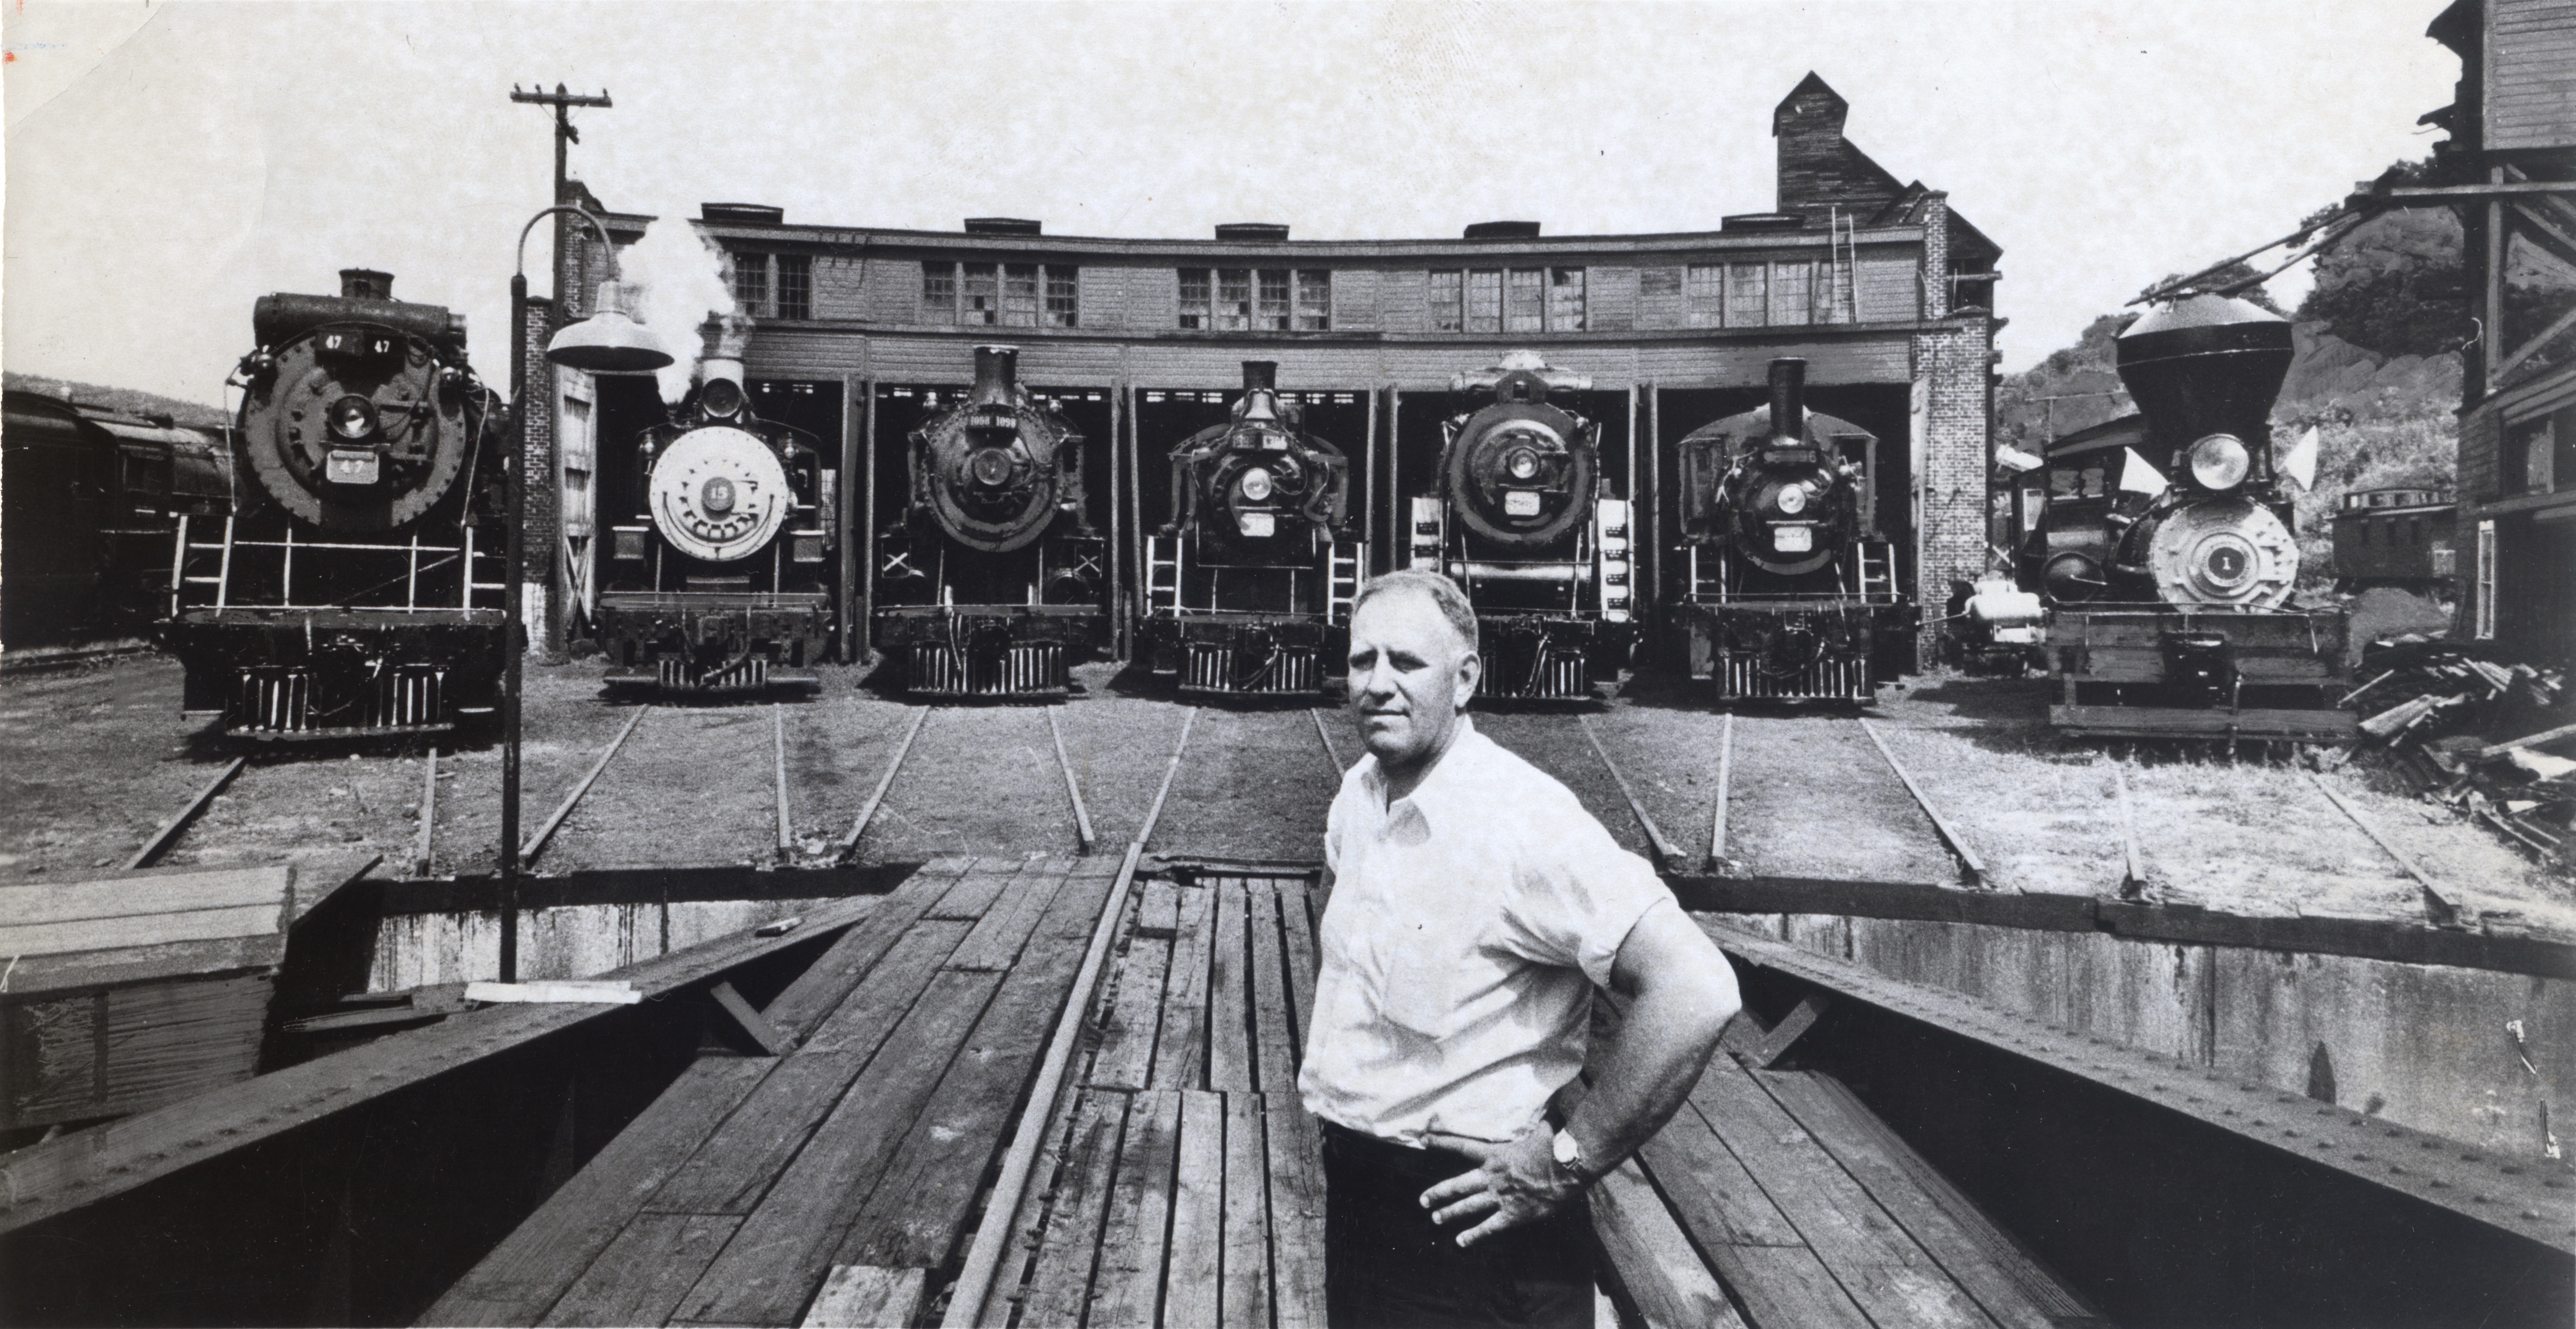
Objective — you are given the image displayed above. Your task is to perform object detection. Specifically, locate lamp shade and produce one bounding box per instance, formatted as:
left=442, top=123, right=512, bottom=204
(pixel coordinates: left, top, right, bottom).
left=545, top=281, right=673, bottom=373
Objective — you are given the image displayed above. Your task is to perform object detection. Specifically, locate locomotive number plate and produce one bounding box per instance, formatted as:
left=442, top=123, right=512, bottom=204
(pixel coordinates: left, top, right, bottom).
left=1772, top=524, right=1813, bottom=553
left=1237, top=511, right=1276, bottom=538
left=1504, top=491, right=1542, bottom=517
left=325, top=450, right=381, bottom=485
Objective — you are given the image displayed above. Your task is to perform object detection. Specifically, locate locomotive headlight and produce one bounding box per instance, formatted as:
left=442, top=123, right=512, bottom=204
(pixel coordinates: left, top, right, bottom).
left=2188, top=434, right=2251, bottom=491
left=701, top=378, right=745, bottom=419
left=1239, top=467, right=1275, bottom=503
left=1506, top=448, right=1542, bottom=481
left=968, top=447, right=1015, bottom=487
left=1775, top=483, right=1809, bottom=516
left=327, top=395, right=380, bottom=441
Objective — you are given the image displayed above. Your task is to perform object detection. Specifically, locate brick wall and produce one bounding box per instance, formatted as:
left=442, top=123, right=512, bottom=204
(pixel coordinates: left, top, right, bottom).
left=517, top=295, right=560, bottom=653
left=1913, top=308, right=1995, bottom=665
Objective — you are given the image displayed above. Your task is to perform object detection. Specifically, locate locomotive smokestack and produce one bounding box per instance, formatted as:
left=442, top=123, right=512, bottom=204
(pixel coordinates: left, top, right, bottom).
left=1768, top=358, right=1807, bottom=444
left=1239, top=360, right=1281, bottom=423
left=970, top=344, right=1021, bottom=408
left=697, top=312, right=753, bottom=395
left=339, top=269, right=394, bottom=301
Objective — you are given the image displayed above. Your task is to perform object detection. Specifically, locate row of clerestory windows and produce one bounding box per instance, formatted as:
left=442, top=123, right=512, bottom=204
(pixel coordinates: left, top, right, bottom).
left=920, top=262, right=1082, bottom=327
left=1177, top=268, right=1333, bottom=331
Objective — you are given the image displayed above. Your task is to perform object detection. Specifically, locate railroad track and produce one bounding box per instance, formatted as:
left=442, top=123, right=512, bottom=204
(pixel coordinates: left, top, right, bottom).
left=1580, top=711, right=1990, bottom=886
left=833, top=703, right=1109, bottom=865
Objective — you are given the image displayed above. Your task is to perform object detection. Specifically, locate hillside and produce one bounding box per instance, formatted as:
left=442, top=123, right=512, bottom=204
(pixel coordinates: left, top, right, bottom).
left=3, top=371, right=231, bottom=429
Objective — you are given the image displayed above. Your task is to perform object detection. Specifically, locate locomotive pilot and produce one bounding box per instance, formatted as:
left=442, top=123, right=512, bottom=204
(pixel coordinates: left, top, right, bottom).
left=1305, top=569, right=1742, bottom=1328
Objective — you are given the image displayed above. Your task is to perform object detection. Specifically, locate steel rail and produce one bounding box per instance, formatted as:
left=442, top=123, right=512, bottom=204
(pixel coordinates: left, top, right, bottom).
left=942, top=707, right=1200, bottom=1329
left=1709, top=711, right=1735, bottom=872
left=1856, top=718, right=1988, bottom=887
left=519, top=705, right=650, bottom=866
left=2109, top=758, right=2146, bottom=898
left=125, top=756, right=249, bottom=871
left=2305, top=770, right=2463, bottom=928
left=837, top=706, right=930, bottom=861
left=1580, top=714, right=1687, bottom=871
left=1045, top=706, right=1097, bottom=855
left=1310, top=707, right=1348, bottom=773
left=773, top=705, right=793, bottom=855
left=413, top=747, right=439, bottom=877
left=1703, top=918, right=2575, bottom=1249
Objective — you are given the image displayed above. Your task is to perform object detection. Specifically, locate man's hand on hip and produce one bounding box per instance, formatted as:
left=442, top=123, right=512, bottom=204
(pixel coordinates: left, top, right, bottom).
left=1418, top=1125, right=1582, bottom=1248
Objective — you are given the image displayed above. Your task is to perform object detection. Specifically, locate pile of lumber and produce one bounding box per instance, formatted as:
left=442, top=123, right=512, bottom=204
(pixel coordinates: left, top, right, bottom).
left=2343, top=639, right=2574, bottom=864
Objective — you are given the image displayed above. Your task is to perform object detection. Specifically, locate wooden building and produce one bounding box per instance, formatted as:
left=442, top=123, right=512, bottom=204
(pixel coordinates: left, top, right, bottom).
left=2423, top=0, right=2576, bottom=659
left=531, top=75, right=2001, bottom=669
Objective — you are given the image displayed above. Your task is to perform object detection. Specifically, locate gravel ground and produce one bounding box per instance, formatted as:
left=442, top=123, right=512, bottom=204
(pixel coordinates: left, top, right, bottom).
left=4, top=653, right=2566, bottom=940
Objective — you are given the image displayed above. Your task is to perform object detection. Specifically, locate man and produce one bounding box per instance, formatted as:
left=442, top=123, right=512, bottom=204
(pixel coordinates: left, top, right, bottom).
left=1302, top=569, right=1742, bottom=1328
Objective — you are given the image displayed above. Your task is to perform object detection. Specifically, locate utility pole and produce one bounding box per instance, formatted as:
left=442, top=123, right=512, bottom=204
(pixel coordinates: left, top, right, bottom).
left=510, top=83, right=613, bottom=666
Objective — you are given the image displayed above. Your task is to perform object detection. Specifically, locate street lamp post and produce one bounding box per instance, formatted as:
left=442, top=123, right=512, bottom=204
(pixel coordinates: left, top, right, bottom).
left=501, top=204, right=671, bottom=982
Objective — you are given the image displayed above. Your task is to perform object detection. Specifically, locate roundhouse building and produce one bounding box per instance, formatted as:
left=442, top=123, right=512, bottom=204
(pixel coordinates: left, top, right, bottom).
left=532, top=75, right=2000, bottom=671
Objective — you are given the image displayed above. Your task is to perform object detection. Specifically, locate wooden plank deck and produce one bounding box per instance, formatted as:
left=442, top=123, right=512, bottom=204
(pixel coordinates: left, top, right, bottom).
left=425, top=856, right=1118, bottom=1328
left=979, top=871, right=1330, bottom=1327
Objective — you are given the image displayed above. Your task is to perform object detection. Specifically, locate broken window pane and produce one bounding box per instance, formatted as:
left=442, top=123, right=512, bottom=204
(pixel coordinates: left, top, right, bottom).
left=1297, top=270, right=1331, bottom=331
left=732, top=252, right=770, bottom=317
left=1002, top=264, right=1041, bottom=327
left=1258, top=269, right=1291, bottom=330
left=963, top=263, right=999, bottom=325
left=1506, top=269, right=1544, bottom=332
left=1178, top=268, right=1211, bottom=329
left=1217, top=269, right=1252, bottom=331
left=1046, top=267, right=1079, bottom=328
left=1430, top=270, right=1463, bottom=332
left=1726, top=263, right=1767, bottom=328
left=1549, top=268, right=1585, bottom=331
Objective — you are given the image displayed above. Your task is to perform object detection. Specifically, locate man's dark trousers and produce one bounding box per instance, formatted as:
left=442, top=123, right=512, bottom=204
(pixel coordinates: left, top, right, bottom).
left=1321, top=1122, right=1593, bottom=1329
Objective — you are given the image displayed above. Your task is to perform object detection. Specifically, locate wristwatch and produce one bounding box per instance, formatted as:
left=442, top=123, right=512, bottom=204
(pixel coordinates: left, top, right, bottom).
left=1550, top=1128, right=1592, bottom=1185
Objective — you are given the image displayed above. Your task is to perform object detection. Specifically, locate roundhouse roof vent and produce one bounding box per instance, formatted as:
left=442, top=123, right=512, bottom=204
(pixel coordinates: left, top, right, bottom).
left=1721, top=212, right=1805, bottom=232
left=964, top=217, right=1043, bottom=236
left=701, top=203, right=785, bottom=224
left=1463, top=221, right=1542, bottom=240
left=1214, top=223, right=1290, bottom=241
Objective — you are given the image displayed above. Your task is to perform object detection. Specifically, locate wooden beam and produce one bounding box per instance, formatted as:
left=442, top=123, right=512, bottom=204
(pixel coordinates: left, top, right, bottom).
left=412, top=747, right=439, bottom=878
left=2305, top=771, right=2463, bottom=928
left=1856, top=718, right=1988, bottom=887
left=2110, top=759, right=2147, bottom=899
left=0, top=890, right=884, bottom=1234
left=522, top=705, right=650, bottom=864
left=2495, top=296, right=2576, bottom=380
left=838, top=706, right=928, bottom=859
left=1310, top=707, right=1347, bottom=772
left=1046, top=706, right=1096, bottom=854
left=1749, top=993, right=1831, bottom=1069
left=859, top=376, right=878, bottom=660
left=1591, top=1156, right=1752, bottom=1329
left=2477, top=719, right=2576, bottom=760
left=801, top=1264, right=926, bottom=1329
left=125, top=757, right=246, bottom=871
left=1580, top=714, right=1686, bottom=869
left=773, top=705, right=794, bottom=856
left=709, top=979, right=794, bottom=1056
left=1708, top=712, right=1735, bottom=872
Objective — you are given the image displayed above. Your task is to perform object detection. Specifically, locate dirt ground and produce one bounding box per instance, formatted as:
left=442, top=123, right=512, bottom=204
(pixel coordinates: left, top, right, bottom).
left=2, top=653, right=2567, bottom=940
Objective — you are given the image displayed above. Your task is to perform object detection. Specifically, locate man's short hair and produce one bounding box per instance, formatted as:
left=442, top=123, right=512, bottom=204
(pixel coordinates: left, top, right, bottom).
left=1350, top=570, right=1478, bottom=653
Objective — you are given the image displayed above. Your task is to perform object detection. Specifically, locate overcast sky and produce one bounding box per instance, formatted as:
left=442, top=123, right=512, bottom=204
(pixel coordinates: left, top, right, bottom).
left=4, top=0, right=2460, bottom=406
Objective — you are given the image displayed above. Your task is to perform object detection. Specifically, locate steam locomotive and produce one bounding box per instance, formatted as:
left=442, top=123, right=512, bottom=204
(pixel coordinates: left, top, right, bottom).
left=1974, top=294, right=2358, bottom=742
left=1139, top=361, right=1361, bottom=696
left=1670, top=358, right=1906, bottom=702
left=2, top=391, right=231, bottom=648
left=875, top=345, right=1110, bottom=697
left=163, top=269, right=508, bottom=739
left=1410, top=351, right=1632, bottom=700
left=597, top=316, right=834, bottom=692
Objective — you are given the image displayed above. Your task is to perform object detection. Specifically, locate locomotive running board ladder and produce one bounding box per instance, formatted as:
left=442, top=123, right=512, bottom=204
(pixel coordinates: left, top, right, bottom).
left=1326, top=540, right=1365, bottom=624
left=1145, top=534, right=1184, bottom=615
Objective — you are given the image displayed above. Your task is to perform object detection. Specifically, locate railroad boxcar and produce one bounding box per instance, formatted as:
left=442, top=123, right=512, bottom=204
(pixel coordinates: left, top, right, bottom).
left=1409, top=350, right=1633, bottom=700
left=1, top=392, right=230, bottom=647
left=874, top=345, right=1110, bottom=698
left=162, top=269, right=508, bottom=739
left=1138, top=361, right=1361, bottom=697
left=1979, top=294, right=2358, bottom=742
left=595, top=316, right=834, bottom=693
left=1669, top=358, right=1907, bottom=703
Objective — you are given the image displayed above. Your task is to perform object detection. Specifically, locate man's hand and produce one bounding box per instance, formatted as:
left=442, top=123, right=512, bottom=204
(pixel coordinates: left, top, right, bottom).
left=1417, top=1126, right=1582, bottom=1248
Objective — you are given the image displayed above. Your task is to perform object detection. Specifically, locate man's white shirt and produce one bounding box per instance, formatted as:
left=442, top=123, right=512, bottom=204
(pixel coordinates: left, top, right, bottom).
left=1299, top=716, right=1676, bottom=1148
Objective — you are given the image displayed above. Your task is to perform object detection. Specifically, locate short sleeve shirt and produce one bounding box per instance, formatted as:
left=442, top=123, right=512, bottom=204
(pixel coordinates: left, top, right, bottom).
left=1298, top=717, right=1676, bottom=1147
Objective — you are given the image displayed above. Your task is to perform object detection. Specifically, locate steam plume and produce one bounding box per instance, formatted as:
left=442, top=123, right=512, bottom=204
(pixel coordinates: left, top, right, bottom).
left=620, top=210, right=736, bottom=402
